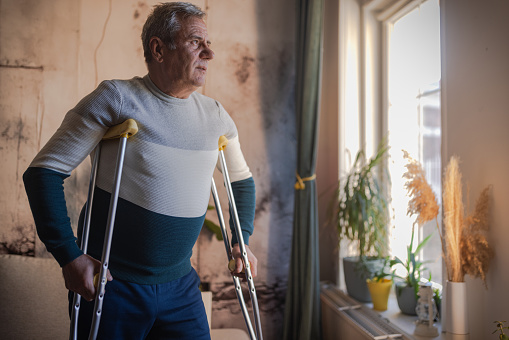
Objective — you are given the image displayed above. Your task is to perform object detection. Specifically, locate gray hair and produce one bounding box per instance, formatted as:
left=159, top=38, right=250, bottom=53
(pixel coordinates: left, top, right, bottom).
left=141, top=2, right=206, bottom=63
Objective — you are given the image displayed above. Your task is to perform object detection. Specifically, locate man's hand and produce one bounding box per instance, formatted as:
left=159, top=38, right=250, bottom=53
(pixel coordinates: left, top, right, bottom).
left=230, top=244, right=258, bottom=278
left=62, top=254, right=113, bottom=302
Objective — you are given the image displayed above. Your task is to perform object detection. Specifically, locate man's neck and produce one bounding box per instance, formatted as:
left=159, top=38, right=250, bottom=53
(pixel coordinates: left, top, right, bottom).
left=147, top=70, right=196, bottom=99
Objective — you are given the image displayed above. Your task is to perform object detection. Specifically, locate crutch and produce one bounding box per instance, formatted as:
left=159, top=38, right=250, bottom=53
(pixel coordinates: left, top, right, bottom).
left=210, top=136, right=263, bottom=340
left=69, top=119, right=139, bottom=340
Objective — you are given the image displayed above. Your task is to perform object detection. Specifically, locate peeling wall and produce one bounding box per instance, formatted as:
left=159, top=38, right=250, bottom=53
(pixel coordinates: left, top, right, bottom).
left=0, top=1, right=296, bottom=338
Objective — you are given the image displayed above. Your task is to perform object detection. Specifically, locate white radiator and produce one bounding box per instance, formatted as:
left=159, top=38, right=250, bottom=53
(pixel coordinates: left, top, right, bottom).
left=321, top=283, right=413, bottom=340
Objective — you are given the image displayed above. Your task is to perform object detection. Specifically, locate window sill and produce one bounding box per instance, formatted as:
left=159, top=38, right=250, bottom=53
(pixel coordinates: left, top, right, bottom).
left=364, top=291, right=468, bottom=340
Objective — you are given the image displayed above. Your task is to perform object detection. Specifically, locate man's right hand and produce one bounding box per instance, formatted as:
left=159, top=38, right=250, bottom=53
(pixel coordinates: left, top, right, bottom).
left=62, top=254, right=113, bottom=302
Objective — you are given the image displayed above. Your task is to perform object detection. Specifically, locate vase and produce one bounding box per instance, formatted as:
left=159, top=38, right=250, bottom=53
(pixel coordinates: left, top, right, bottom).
left=445, top=281, right=468, bottom=335
left=367, top=279, right=393, bottom=311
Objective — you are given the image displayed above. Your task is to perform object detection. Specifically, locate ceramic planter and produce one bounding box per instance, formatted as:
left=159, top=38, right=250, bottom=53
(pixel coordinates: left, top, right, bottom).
left=367, top=278, right=393, bottom=311
left=445, top=281, right=468, bottom=334
left=343, top=257, right=384, bottom=302
left=395, top=282, right=417, bottom=315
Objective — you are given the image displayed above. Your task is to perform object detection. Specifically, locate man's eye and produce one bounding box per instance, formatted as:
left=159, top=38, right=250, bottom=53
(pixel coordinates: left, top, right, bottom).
left=191, top=40, right=199, bottom=45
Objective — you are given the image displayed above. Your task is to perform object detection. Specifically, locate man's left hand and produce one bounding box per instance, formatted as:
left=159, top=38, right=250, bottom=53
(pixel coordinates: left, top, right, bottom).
left=230, top=244, right=258, bottom=278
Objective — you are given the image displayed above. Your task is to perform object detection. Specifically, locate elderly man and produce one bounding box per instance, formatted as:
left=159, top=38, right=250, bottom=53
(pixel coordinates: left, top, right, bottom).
left=23, top=2, right=257, bottom=339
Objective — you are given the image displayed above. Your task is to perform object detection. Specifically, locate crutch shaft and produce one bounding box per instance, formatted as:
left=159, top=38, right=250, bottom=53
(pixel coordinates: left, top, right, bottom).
left=68, top=119, right=138, bottom=340
left=210, top=179, right=257, bottom=340
left=88, top=136, right=128, bottom=340
left=215, top=136, right=263, bottom=340
left=70, top=147, right=101, bottom=340
left=210, top=178, right=233, bottom=261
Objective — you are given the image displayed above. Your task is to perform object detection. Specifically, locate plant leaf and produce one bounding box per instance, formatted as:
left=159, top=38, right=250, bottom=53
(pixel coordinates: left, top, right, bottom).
left=414, top=233, right=433, bottom=254
left=203, top=219, right=223, bottom=241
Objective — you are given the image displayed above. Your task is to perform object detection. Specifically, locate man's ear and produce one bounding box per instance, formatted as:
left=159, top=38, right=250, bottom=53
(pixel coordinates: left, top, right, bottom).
left=149, top=37, right=165, bottom=63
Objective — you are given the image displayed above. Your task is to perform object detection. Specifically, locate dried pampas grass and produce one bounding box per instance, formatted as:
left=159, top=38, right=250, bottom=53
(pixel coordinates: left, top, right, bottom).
left=443, top=156, right=464, bottom=282
left=402, top=151, right=440, bottom=224
left=461, top=186, right=494, bottom=286
left=402, top=151, right=446, bottom=275
left=443, top=156, right=494, bottom=285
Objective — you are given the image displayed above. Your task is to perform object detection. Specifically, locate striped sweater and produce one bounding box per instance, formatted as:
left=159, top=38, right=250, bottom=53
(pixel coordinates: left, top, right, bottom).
left=23, top=75, right=255, bottom=284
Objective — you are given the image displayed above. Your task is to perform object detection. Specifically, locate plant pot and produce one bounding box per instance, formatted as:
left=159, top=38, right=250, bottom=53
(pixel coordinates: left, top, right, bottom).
left=343, top=257, right=384, bottom=302
left=395, top=282, right=417, bottom=315
left=367, top=279, right=393, bottom=311
left=445, top=281, right=468, bottom=335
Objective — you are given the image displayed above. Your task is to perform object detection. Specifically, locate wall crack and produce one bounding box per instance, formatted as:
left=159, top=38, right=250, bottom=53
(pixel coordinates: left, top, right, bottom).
left=0, top=64, right=43, bottom=71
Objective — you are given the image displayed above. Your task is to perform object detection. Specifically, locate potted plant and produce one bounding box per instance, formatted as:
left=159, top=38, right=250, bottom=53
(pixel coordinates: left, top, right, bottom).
left=392, top=229, right=433, bottom=315
left=394, top=151, right=440, bottom=315
left=366, top=257, right=394, bottom=311
left=335, top=140, right=390, bottom=302
left=442, top=156, right=494, bottom=334
left=493, top=321, right=509, bottom=340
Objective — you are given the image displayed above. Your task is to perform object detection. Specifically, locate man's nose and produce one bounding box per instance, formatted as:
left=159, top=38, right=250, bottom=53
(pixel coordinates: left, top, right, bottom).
left=201, top=46, right=214, bottom=60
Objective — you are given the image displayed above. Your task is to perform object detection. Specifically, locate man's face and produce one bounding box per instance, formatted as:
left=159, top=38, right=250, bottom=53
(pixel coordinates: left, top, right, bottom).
left=163, top=16, right=214, bottom=92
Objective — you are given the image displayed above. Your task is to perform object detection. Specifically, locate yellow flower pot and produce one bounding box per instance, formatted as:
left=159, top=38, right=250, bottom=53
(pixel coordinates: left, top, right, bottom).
left=366, top=278, right=393, bottom=311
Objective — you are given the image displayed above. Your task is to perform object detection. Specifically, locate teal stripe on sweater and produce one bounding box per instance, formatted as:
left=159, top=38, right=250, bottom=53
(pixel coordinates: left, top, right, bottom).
left=23, top=167, right=82, bottom=266
left=78, top=187, right=206, bottom=284
left=230, top=177, right=256, bottom=246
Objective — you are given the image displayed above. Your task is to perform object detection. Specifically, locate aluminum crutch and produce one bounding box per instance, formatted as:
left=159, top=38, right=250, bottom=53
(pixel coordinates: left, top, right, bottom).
left=210, top=136, right=263, bottom=340
left=69, top=119, right=138, bottom=340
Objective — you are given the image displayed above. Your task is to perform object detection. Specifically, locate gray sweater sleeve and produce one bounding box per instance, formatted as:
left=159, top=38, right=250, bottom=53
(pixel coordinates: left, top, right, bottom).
left=24, top=81, right=122, bottom=266
left=29, top=80, right=122, bottom=174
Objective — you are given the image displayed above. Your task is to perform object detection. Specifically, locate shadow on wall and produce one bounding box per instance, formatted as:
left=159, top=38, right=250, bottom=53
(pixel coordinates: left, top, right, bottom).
left=202, top=1, right=297, bottom=339
left=255, top=0, right=297, bottom=338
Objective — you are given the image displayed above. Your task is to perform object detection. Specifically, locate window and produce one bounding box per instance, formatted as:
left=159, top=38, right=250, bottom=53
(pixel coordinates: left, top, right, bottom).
left=386, top=0, right=442, bottom=284
left=327, top=0, right=443, bottom=289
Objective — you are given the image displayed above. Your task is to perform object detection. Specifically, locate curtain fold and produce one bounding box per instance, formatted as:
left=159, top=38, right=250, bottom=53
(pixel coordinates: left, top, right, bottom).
left=282, top=0, right=323, bottom=339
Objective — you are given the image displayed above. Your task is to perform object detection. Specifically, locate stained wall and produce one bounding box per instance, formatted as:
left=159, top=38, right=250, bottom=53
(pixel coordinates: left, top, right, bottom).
left=0, top=1, right=296, bottom=338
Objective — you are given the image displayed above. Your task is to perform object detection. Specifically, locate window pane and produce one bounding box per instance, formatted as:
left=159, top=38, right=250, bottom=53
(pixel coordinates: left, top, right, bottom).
left=387, top=0, right=442, bottom=285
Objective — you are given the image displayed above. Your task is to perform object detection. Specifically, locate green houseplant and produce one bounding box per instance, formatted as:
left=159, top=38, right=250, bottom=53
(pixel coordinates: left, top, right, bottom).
left=392, top=229, right=433, bottom=315
left=493, top=321, right=509, bottom=340
left=335, top=140, right=391, bottom=302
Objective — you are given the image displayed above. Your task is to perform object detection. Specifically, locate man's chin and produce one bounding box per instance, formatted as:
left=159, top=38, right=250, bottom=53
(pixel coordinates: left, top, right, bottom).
left=192, top=78, right=207, bottom=88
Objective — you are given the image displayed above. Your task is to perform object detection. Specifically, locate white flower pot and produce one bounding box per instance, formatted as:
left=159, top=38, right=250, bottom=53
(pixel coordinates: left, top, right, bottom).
left=445, top=281, right=469, bottom=335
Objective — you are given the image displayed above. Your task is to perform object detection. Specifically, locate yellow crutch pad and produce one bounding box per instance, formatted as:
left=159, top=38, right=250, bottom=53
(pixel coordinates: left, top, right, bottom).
left=218, top=135, right=228, bottom=151
left=102, top=119, right=139, bottom=140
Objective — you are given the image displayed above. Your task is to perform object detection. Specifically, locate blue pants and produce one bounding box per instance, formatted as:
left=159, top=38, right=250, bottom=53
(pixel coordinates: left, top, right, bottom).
left=70, top=268, right=211, bottom=340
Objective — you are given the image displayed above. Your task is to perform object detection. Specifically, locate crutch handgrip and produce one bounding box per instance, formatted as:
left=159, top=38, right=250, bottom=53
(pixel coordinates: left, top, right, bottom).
left=218, top=135, right=228, bottom=151
left=93, top=273, right=100, bottom=288
left=102, top=119, right=139, bottom=140
left=228, top=258, right=252, bottom=273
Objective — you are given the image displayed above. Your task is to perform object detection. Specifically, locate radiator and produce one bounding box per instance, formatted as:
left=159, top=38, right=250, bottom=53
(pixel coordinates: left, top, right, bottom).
left=321, top=283, right=413, bottom=340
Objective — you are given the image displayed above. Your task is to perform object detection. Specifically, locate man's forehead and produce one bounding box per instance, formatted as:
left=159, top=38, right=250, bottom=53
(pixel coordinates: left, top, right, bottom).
left=180, top=17, right=208, bottom=37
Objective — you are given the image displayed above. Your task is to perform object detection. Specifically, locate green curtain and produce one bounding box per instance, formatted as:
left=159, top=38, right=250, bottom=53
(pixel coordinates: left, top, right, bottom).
left=282, top=0, right=323, bottom=339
